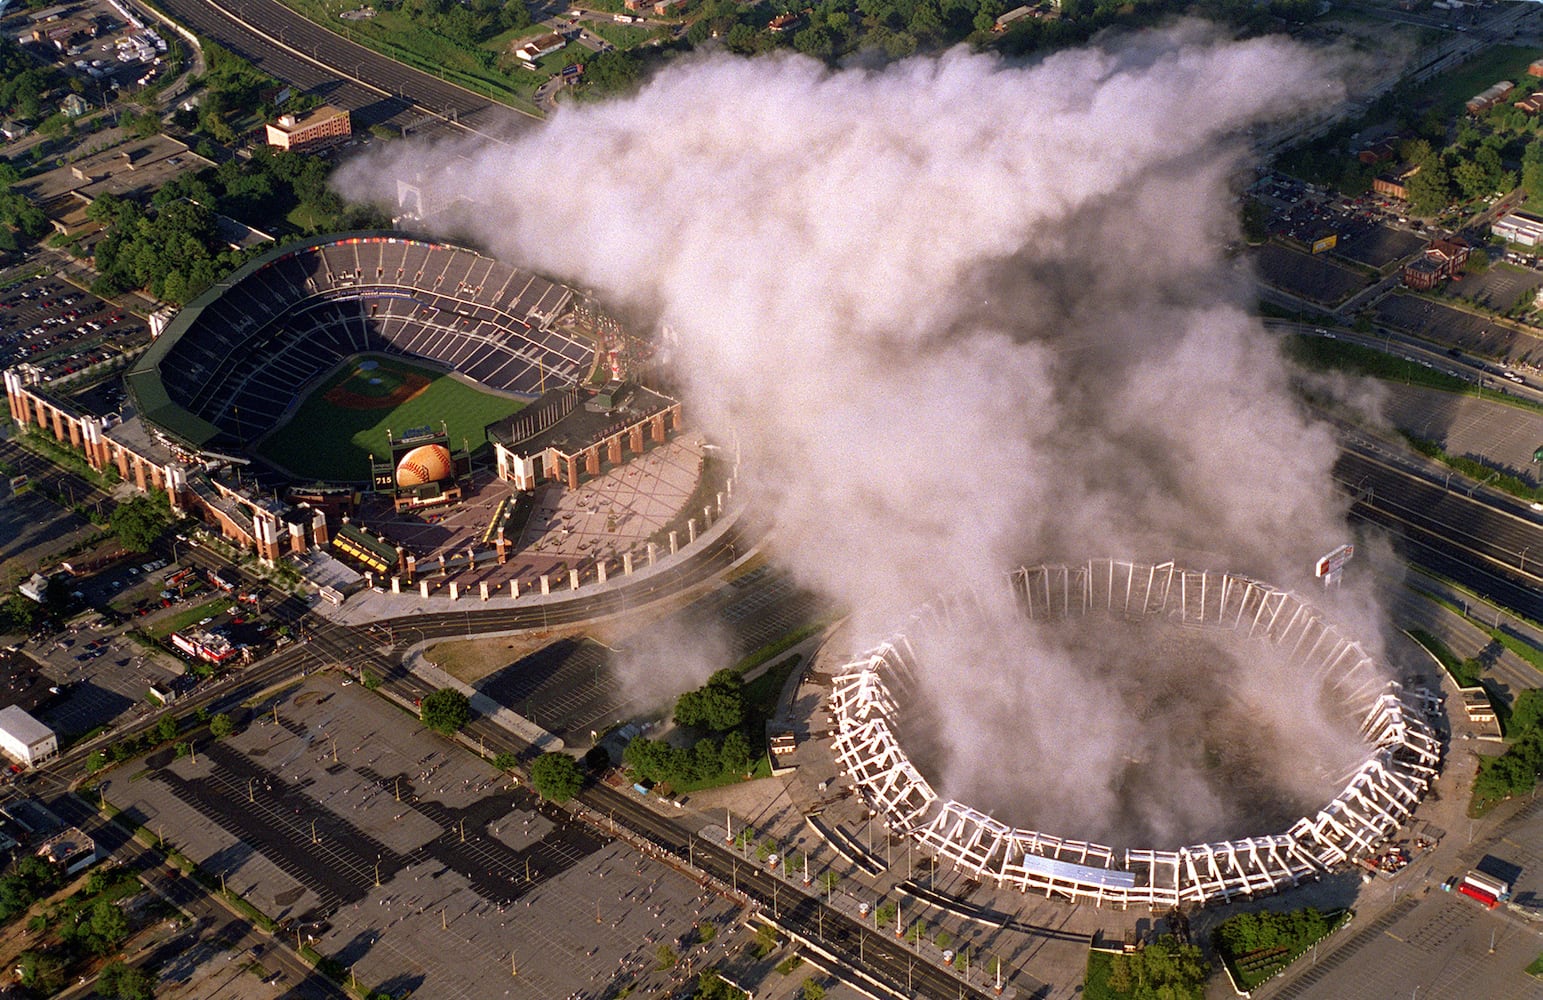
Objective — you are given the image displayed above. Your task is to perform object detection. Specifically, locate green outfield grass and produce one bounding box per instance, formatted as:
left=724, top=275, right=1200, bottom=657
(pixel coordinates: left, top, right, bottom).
left=258, top=354, right=524, bottom=482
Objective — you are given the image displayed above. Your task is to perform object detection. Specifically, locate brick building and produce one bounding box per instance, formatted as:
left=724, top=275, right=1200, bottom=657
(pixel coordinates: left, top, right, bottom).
left=264, top=106, right=351, bottom=153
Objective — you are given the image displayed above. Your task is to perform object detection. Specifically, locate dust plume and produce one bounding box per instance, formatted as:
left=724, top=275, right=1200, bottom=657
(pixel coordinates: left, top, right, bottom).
left=338, top=24, right=1387, bottom=844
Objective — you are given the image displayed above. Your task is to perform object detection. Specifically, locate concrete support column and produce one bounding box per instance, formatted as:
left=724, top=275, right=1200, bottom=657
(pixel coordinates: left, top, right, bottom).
left=597, top=561, right=607, bottom=585
left=480, top=581, right=489, bottom=601
left=585, top=447, right=600, bottom=476
left=623, top=552, right=633, bottom=576
left=669, top=531, right=678, bottom=555
left=607, top=436, right=622, bottom=465
left=647, top=543, right=657, bottom=566
left=405, top=554, right=417, bottom=584
left=510, top=579, right=519, bottom=599
left=391, top=576, right=401, bottom=594
left=651, top=413, right=665, bottom=443
left=629, top=425, right=644, bottom=455
left=420, top=580, right=430, bottom=599
left=540, top=574, right=550, bottom=595
left=439, top=554, right=447, bottom=577
left=566, top=455, right=579, bottom=490
left=687, top=519, right=697, bottom=544
left=569, top=568, right=580, bottom=590
left=448, top=582, right=459, bottom=601
left=716, top=492, right=724, bottom=515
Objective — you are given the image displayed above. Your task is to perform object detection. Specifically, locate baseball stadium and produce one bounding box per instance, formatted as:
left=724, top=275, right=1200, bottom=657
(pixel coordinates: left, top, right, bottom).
left=10, top=231, right=706, bottom=593
left=828, top=559, right=1441, bottom=909
left=124, top=233, right=594, bottom=469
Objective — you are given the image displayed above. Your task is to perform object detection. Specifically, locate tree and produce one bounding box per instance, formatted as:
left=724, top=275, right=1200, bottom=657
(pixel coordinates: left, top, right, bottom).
left=1407, top=158, right=1450, bottom=216
left=155, top=714, right=178, bottom=742
left=98, top=959, right=156, bottom=1000
left=696, top=970, right=747, bottom=1000
left=719, top=730, right=752, bottom=777
left=110, top=494, right=173, bottom=552
left=1510, top=688, right=1543, bottom=736
left=799, top=980, right=826, bottom=1000
left=208, top=713, right=233, bottom=738
left=675, top=669, right=745, bottom=732
left=530, top=751, right=583, bottom=802
left=15, top=950, right=64, bottom=993
left=0, top=593, right=45, bottom=636
left=1524, top=140, right=1543, bottom=204
left=493, top=751, right=518, bottom=771
left=87, top=898, right=131, bottom=954
left=87, top=751, right=107, bottom=773
left=1111, top=934, right=1208, bottom=1000
left=420, top=688, right=470, bottom=735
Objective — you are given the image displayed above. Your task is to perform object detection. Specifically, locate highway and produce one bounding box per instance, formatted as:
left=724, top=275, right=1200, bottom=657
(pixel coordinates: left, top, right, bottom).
left=148, top=0, right=536, bottom=139
left=1336, top=443, right=1543, bottom=621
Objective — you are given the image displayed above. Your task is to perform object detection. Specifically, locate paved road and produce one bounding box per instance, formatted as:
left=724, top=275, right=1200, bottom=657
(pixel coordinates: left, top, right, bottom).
left=152, top=0, right=534, bottom=139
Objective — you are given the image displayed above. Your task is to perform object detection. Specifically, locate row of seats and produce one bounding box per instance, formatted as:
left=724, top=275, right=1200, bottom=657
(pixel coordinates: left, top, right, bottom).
left=157, top=239, right=596, bottom=440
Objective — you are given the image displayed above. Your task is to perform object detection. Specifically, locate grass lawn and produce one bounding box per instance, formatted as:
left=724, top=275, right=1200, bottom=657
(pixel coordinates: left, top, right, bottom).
left=268, top=0, right=539, bottom=112
left=258, top=354, right=524, bottom=482
left=1423, top=46, right=1538, bottom=118
left=148, top=597, right=233, bottom=641
left=586, top=20, right=661, bottom=49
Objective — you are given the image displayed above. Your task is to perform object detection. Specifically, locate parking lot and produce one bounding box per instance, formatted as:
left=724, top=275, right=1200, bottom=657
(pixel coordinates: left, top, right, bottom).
left=1374, top=292, right=1543, bottom=362
left=1249, top=243, right=1371, bottom=306
left=0, top=555, right=287, bottom=743
left=0, top=265, right=148, bottom=385
left=17, top=615, right=185, bottom=742
left=463, top=566, right=825, bottom=745
left=1445, top=263, right=1543, bottom=313
left=105, top=677, right=751, bottom=999
left=1336, top=223, right=1429, bottom=270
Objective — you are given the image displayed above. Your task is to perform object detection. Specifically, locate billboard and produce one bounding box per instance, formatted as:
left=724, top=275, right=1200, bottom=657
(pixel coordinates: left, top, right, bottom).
left=1311, top=234, right=1338, bottom=255
left=395, top=443, right=455, bottom=486
left=370, top=426, right=469, bottom=511
left=1315, top=544, right=1354, bottom=586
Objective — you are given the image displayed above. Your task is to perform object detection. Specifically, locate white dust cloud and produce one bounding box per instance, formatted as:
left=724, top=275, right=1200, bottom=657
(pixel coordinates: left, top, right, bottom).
left=339, top=24, right=1388, bottom=844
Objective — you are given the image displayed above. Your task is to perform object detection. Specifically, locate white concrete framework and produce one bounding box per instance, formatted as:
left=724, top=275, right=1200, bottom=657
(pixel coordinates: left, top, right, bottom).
left=828, top=559, right=1441, bottom=909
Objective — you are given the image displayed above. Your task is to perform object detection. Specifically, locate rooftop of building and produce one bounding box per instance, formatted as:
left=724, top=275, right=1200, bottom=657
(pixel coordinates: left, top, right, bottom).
left=487, top=382, right=677, bottom=458
left=35, top=826, right=95, bottom=864
left=268, top=105, right=348, bottom=134
left=16, top=132, right=211, bottom=205
left=103, top=410, right=179, bottom=467
left=0, top=705, right=54, bottom=745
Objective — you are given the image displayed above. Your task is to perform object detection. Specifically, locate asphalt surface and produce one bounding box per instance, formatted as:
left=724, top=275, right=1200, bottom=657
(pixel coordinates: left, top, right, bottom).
left=150, top=0, right=535, bottom=139
left=1337, top=444, right=1543, bottom=621
left=43, top=781, right=347, bottom=999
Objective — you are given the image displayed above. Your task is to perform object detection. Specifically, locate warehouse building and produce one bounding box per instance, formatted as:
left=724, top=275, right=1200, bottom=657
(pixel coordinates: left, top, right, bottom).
left=1493, top=211, right=1543, bottom=247
left=0, top=707, right=58, bottom=768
